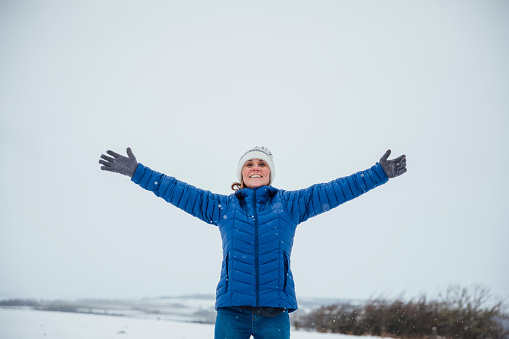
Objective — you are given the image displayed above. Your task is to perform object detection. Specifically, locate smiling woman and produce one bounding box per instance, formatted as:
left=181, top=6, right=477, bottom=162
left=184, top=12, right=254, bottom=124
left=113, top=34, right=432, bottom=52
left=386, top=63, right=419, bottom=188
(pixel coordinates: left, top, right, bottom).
left=98, top=145, right=407, bottom=339
left=232, top=146, right=275, bottom=190
left=242, top=158, right=271, bottom=187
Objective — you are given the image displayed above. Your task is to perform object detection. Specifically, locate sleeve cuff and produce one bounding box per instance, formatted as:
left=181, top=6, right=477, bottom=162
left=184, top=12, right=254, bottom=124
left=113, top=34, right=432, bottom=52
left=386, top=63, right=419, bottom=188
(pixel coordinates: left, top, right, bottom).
left=374, top=162, right=389, bottom=183
left=131, top=163, right=146, bottom=184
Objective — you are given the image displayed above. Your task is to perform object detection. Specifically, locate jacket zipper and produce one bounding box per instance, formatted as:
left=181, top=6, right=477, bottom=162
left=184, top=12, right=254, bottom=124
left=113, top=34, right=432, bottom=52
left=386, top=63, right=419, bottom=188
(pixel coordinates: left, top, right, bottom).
left=253, top=187, right=259, bottom=307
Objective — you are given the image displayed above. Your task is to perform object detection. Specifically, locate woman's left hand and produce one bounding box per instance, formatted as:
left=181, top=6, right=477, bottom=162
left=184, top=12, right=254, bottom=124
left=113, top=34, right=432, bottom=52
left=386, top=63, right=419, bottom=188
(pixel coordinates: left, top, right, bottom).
left=379, top=149, right=407, bottom=178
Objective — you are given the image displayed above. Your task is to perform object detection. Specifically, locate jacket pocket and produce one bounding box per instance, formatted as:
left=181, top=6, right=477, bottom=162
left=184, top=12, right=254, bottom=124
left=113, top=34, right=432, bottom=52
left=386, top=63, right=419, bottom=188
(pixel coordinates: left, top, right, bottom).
left=225, top=253, right=229, bottom=293
left=283, top=252, right=289, bottom=291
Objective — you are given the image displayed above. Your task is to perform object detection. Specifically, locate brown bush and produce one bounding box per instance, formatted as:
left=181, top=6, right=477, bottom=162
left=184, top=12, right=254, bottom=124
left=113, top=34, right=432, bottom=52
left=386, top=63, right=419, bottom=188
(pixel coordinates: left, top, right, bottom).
left=293, top=285, right=508, bottom=339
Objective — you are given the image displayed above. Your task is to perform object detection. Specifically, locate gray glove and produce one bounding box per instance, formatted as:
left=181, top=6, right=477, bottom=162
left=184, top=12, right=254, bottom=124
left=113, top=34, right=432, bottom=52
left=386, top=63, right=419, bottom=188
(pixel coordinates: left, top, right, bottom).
left=99, top=147, right=138, bottom=178
left=379, top=149, right=407, bottom=178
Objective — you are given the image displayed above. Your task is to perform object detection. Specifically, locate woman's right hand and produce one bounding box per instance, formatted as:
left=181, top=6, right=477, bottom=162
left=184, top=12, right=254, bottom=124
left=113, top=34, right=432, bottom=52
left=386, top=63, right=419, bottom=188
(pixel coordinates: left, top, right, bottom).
left=99, top=147, right=138, bottom=178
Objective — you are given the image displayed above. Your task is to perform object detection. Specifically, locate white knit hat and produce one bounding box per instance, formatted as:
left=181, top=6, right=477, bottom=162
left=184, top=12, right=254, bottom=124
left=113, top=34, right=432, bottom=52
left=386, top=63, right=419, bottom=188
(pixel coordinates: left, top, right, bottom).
left=237, top=146, right=275, bottom=184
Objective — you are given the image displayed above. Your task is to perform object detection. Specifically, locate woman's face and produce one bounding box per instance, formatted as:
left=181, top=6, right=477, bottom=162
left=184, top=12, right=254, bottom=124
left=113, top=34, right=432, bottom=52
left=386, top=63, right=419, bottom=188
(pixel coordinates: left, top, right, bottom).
left=242, top=158, right=271, bottom=188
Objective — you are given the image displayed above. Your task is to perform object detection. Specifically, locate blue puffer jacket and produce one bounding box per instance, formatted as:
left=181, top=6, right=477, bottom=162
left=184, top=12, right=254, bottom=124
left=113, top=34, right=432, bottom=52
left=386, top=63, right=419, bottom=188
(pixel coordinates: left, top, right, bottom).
left=131, top=162, right=388, bottom=312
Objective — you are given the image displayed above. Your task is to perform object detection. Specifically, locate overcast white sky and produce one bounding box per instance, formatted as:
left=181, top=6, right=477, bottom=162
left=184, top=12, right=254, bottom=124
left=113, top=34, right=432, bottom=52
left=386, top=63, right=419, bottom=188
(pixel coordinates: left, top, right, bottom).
left=1, top=1, right=508, bottom=303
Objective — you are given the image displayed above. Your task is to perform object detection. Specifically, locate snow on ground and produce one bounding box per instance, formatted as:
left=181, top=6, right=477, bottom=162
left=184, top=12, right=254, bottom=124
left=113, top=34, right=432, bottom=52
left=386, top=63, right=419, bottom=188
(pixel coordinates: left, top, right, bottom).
left=0, top=308, right=391, bottom=339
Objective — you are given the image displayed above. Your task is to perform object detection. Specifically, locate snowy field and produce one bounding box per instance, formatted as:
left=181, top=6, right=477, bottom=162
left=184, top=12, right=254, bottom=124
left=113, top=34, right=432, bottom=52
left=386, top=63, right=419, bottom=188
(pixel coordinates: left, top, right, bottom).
left=0, top=308, right=391, bottom=339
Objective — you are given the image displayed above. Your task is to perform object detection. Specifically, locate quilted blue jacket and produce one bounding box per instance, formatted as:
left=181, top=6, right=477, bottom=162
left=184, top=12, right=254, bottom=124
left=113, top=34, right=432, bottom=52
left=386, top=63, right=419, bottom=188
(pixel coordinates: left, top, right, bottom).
left=131, top=162, right=388, bottom=312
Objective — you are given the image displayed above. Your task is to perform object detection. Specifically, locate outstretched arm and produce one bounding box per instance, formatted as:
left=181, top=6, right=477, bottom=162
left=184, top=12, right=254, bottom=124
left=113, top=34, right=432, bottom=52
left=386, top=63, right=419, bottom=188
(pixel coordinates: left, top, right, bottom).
left=283, top=149, right=407, bottom=225
left=98, top=148, right=228, bottom=225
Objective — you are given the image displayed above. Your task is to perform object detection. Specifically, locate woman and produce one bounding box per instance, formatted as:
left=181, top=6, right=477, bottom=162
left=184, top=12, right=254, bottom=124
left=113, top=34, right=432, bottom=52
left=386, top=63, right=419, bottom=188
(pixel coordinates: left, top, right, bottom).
left=99, top=146, right=407, bottom=338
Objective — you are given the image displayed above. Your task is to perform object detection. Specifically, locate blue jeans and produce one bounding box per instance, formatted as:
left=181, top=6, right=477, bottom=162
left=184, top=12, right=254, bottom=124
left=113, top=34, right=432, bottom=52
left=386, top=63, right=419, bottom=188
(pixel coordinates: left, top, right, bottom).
left=214, top=307, right=290, bottom=339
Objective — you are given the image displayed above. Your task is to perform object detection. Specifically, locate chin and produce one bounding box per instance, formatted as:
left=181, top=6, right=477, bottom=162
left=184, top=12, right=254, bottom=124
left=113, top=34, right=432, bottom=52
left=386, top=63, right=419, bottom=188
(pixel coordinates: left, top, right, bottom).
left=246, top=181, right=269, bottom=188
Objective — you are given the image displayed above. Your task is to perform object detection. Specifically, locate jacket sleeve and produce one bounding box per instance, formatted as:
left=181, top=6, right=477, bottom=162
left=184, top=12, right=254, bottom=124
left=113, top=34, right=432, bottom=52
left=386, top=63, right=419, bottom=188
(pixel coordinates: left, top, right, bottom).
left=281, top=162, right=389, bottom=225
left=131, top=163, right=228, bottom=226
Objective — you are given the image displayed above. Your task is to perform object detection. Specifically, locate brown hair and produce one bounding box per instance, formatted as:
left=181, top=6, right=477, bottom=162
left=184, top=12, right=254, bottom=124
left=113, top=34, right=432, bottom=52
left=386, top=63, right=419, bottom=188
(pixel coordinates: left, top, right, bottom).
left=231, top=181, right=245, bottom=191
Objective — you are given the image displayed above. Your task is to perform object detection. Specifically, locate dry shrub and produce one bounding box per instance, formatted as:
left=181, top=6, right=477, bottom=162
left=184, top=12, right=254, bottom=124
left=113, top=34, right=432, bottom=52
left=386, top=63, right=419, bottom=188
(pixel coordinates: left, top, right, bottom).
left=293, top=285, right=508, bottom=339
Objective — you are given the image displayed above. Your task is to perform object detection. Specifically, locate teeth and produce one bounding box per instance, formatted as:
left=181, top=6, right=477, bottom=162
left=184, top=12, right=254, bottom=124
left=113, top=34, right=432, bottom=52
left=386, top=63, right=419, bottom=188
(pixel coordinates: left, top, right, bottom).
left=251, top=175, right=262, bottom=178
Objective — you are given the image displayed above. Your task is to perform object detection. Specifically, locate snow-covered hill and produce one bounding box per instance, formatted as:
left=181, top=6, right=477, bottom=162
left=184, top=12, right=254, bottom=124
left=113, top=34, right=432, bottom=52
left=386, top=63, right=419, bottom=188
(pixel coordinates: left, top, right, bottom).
left=0, top=295, right=390, bottom=338
left=0, top=294, right=364, bottom=325
left=0, top=307, right=391, bottom=339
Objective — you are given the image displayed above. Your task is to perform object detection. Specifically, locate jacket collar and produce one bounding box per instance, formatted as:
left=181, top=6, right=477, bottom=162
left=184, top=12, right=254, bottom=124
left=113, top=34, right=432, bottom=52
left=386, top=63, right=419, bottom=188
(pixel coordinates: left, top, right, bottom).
left=235, top=186, right=279, bottom=206
left=237, top=185, right=278, bottom=197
